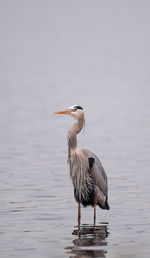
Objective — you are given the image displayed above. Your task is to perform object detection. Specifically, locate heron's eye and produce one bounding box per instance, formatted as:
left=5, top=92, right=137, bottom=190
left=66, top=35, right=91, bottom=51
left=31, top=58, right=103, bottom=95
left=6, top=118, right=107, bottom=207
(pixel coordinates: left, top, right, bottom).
left=72, top=108, right=77, bottom=112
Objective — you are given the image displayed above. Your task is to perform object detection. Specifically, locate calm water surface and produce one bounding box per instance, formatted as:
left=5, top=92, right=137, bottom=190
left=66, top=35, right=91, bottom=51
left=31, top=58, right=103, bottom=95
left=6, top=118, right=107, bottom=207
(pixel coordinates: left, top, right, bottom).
left=0, top=1, right=150, bottom=258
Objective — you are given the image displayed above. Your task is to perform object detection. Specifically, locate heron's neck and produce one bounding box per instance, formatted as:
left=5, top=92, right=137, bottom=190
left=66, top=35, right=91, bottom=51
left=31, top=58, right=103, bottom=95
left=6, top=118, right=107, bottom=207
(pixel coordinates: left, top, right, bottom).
left=68, top=118, right=84, bottom=151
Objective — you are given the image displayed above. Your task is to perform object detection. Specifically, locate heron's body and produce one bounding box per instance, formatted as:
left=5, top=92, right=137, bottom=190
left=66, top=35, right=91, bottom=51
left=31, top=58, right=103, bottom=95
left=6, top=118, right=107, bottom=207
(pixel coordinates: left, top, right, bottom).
left=55, top=105, right=109, bottom=225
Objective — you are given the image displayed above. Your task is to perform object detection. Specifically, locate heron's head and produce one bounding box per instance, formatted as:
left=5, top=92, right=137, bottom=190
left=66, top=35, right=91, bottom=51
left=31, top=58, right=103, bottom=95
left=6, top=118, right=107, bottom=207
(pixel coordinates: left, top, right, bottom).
left=55, top=105, right=84, bottom=122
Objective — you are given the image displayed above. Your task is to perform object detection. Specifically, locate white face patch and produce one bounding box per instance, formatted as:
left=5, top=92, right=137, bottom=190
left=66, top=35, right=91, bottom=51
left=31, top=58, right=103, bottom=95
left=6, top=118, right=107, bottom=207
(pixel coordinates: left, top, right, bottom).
left=71, top=110, right=84, bottom=122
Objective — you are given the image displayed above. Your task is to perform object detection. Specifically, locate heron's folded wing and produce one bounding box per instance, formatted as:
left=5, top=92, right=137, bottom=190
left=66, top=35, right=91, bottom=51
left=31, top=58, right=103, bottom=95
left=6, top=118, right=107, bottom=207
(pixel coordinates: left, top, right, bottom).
left=82, top=149, right=108, bottom=196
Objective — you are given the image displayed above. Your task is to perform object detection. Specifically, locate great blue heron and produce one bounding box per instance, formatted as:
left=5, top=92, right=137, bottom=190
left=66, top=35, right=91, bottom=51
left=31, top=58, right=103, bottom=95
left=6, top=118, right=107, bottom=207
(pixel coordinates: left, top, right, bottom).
left=55, top=105, right=110, bottom=226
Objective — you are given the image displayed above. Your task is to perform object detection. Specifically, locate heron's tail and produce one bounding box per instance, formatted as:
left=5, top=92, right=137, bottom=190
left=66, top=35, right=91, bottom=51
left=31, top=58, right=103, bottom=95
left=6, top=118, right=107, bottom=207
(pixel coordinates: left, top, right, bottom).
left=98, top=196, right=110, bottom=210
left=104, top=201, right=110, bottom=210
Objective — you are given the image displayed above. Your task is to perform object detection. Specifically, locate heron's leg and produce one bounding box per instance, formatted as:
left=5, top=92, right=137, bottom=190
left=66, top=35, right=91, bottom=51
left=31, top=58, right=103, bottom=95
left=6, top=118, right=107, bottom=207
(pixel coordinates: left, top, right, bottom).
left=94, top=191, right=98, bottom=226
left=78, top=202, right=81, bottom=227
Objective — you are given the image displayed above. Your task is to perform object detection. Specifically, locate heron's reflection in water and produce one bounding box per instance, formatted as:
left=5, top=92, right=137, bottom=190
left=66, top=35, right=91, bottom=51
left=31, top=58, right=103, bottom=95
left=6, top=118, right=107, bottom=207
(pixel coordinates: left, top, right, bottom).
left=67, top=223, right=109, bottom=258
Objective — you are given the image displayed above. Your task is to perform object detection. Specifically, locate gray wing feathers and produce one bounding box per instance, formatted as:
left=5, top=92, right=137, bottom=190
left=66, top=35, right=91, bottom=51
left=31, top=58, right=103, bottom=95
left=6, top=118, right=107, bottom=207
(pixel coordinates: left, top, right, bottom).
left=82, top=149, right=108, bottom=197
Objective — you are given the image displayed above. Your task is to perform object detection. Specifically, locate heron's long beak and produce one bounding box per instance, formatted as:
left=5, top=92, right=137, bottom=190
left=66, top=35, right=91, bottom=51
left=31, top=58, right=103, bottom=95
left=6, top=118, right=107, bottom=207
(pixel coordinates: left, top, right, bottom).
left=54, top=109, right=71, bottom=115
